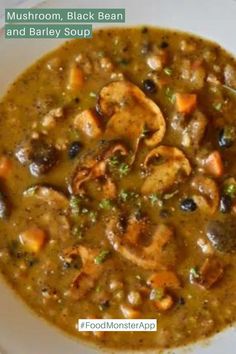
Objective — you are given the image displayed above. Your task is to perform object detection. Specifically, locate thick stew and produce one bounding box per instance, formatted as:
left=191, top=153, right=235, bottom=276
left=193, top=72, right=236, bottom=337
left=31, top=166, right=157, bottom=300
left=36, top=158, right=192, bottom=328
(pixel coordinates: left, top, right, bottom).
left=1, top=27, right=236, bottom=350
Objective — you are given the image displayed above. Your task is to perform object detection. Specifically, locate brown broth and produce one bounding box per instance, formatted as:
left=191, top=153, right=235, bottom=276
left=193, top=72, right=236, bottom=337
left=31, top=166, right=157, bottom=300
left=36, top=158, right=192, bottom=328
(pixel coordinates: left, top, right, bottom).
left=0, top=27, right=236, bottom=350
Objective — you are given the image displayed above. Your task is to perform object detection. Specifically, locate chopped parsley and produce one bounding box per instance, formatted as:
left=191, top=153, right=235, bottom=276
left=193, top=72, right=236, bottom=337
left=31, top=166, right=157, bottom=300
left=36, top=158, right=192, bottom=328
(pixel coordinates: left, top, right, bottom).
left=99, top=198, right=112, bottom=210
left=213, top=102, right=222, bottom=112
left=149, top=193, right=160, bottom=206
left=69, top=195, right=81, bottom=215
left=94, top=250, right=111, bottom=264
left=164, top=67, right=173, bottom=76
left=150, top=287, right=165, bottom=301
left=165, top=87, right=175, bottom=103
left=224, top=182, right=236, bottom=198
left=23, top=185, right=38, bottom=196
left=119, top=190, right=129, bottom=202
left=118, top=163, right=130, bottom=177
left=108, top=155, right=120, bottom=167
left=189, top=267, right=200, bottom=282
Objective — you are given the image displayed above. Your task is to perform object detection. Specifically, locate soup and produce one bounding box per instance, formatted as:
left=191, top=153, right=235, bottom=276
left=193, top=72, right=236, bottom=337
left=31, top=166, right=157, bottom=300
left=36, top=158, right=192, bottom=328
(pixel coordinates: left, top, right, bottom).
left=1, top=27, right=236, bottom=350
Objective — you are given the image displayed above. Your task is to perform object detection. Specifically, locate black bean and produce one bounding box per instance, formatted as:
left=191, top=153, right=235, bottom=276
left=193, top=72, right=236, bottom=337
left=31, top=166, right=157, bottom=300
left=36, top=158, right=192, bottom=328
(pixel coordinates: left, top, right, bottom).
left=180, top=198, right=197, bottom=212
left=68, top=141, right=82, bottom=159
left=143, top=79, right=157, bottom=94
left=219, top=195, right=232, bottom=213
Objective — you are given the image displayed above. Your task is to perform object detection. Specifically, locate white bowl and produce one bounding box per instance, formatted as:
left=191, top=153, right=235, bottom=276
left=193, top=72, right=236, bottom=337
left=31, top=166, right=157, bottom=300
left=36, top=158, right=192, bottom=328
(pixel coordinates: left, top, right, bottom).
left=0, top=0, right=236, bottom=353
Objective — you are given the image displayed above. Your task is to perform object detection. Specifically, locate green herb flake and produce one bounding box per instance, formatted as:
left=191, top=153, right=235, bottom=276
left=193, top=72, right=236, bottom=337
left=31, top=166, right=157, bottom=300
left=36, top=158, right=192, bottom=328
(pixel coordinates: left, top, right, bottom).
left=119, top=163, right=130, bottom=177
left=119, top=190, right=129, bottom=202
left=224, top=183, right=236, bottom=198
left=108, top=155, right=119, bottom=167
left=189, top=267, right=200, bottom=281
left=69, top=195, right=81, bottom=215
left=99, top=198, right=112, bottom=210
left=164, top=67, right=173, bottom=76
left=94, top=250, right=110, bottom=264
left=149, top=193, right=159, bottom=206
left=89, top=211, right=97, bottom=223
left=23, top=186, right=38, bottom=197
left=95, top=285, right=102, bottom=293
left=150, top=287, right=165, bottom=301
left=165, top=87, right=175, bottom=103
left=213, top=102, right=222, bottom=112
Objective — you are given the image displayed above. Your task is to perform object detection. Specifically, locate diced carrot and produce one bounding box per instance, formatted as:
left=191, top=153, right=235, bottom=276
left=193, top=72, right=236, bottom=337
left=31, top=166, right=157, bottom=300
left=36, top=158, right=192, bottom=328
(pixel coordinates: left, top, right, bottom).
left=147, top=271, right=180, bottom=289
left=154, top=294, right=174, bottom=311
left=175, top=93, right=197, bottom=114
left=19, top=227, right=47, bottom=253
left=0, top=156, right=12, bottom=178
left=204, top=150, right=224, bottom=177
left=67, top=64, right=84, bottom=92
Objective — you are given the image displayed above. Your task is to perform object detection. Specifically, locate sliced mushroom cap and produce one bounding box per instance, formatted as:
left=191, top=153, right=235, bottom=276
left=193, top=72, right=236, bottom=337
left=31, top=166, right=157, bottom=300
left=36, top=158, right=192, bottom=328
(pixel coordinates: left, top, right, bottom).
left=182, top=110, right=208, bottom=148
left=23, top=185, right=70, bottom=241
left=71, top=142, right=128, bottom=194
left=64, top=245, right=105, bottom=300
left=191, top=175, right=219, bottom=214
left=106, top=215, right=177, bottom=270
left=99, top=81, right=166, bottom=153
left=192, top=257, right=224, bottom=289
left=15, top=138, right=58, bottom=177
left=141, top=146, right=191, bottom=195
left=206, top=218, right=236, bottom=253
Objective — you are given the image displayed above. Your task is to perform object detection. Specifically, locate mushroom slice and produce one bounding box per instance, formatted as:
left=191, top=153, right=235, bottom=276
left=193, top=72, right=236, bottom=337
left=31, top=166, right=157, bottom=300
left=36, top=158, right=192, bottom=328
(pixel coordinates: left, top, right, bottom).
left=141, top=146, right=191, bottom=195
left=64, top=245, right=104, bottom=300
left=71, top=142, right=128, bottom=194
left=206, top=218, right=236, bottom=253
left=15, top=138, right=58, bottom=177
left=74, top=109, right=102, bottom=140
left=106, top=216, right=176, bottom=270
left=99, top=81, right=166, bottom=152
left=23, top=185, right=70, bottom=241
left=192, top=257, right=224, bottom=289
left=191, top=175, right=219, bottom=214
left=182, top=110, right=208, bottom=148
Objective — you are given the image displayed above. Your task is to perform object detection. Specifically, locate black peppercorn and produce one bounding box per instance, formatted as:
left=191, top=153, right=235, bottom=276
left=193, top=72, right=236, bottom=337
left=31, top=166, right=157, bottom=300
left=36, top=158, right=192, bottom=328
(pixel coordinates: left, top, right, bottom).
left=180, top=198, right=197, bottom=212
left=68, top=141, right=82, bottom=159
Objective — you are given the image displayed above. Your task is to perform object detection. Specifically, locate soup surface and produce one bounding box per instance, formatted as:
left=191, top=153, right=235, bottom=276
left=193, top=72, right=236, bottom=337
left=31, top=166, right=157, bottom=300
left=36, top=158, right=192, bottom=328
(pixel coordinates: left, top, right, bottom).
left=1, top=27, right=236, bottom=350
